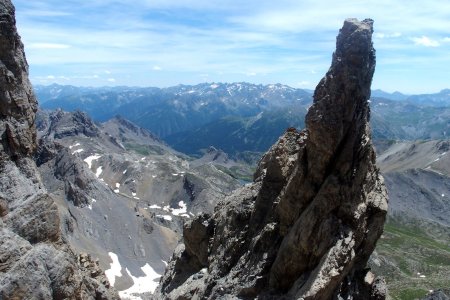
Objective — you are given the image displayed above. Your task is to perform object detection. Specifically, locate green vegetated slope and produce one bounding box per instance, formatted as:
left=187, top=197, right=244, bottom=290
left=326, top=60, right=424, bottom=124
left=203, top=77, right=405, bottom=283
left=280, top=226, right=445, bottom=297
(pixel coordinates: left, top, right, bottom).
left=166, top=105, right=306, bottom=156
left=374, top=140, right=450, bottom=300
left=374, top=217, right=450, bottom=300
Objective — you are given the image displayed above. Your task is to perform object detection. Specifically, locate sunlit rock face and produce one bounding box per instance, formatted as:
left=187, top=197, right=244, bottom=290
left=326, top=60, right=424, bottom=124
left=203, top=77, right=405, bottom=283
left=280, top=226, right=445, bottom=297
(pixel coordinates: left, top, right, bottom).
left=157, top=18, right=388, bottom=300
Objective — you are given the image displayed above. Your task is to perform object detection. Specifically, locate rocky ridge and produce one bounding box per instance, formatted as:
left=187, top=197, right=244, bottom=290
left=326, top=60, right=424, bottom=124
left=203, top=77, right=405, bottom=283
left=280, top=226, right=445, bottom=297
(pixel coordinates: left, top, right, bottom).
left=157, top=18, right=388, bottom=299
left=35, top=108, right=242, bottom=298
left=0, top=1, right=118, bottom=298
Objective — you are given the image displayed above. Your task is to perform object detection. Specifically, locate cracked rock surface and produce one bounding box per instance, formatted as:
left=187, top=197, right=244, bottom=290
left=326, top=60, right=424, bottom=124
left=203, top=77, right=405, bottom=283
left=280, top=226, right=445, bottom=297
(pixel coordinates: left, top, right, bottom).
left=157, top=18, right=388, bottom=300
left=0, top=1, right=118, bottom=298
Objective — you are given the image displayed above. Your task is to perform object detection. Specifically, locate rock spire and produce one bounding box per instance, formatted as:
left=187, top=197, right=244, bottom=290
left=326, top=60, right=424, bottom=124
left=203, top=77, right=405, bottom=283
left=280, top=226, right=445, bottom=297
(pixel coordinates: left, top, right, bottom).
left=157, top=18, right=388, bottom=300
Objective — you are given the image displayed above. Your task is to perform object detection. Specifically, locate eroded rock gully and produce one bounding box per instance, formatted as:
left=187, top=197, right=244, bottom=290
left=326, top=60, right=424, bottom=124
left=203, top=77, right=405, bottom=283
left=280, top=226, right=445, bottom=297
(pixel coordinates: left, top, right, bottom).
left=157, top=18, right=388, bottom=300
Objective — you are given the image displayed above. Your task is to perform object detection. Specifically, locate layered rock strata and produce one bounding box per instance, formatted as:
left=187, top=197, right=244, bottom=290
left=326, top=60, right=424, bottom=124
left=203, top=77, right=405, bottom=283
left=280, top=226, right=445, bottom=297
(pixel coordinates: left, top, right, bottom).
left=158, top=18, right=388, bottom=299
left=0, top=0, right=118, bottom=298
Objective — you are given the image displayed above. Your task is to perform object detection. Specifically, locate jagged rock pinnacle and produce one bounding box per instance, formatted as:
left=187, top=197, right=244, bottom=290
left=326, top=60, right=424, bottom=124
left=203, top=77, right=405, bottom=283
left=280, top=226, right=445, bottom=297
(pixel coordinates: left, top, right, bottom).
left=157, top=18, right=388, bottom=300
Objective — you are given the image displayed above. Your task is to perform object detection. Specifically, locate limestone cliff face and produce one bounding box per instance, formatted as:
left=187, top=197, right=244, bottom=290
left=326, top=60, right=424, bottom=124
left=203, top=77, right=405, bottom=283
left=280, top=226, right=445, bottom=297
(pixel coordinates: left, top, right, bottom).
left=0, top=1, right=118, bottom=298
left=0, top=1, right=37, bottom=159
left=157, top=19, right=388, bottom=300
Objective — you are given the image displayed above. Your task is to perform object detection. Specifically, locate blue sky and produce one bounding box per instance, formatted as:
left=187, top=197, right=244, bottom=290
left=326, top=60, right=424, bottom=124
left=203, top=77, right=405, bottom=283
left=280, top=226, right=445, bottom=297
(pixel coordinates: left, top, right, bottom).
left=14, top=0, right=450, bottom=94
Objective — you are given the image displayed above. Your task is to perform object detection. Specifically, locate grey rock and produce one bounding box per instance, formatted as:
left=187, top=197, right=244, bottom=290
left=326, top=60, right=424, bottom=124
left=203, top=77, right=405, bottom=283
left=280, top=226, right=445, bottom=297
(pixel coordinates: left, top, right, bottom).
left=422, top=289, right=450, bottom=300
left=157, top=18, right=388, bottom=300
left=35, top=108, right=242, bottom=297
left=0, top=0, right=36, bottom=160
left=44, top=109, right=100, bottom=140
left=0, top=1, right=118, bottom=298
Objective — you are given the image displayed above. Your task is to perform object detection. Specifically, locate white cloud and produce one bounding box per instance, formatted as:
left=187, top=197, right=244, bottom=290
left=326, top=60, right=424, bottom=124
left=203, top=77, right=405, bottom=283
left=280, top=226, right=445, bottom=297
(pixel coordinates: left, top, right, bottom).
left=152, top=65, right=162, bottom=71
left=298, top=81, right=311, bottom=87
left=22, top=10, right=72, bottom=17
left=375, top=32, right=402, bottom=39
left=107, top=78, right=116, bottom=82
left=15, top=0, right=450, bottom=92
left=28, top=43, right=71, bottom=49
left=411, top=36, right=440, bottom=47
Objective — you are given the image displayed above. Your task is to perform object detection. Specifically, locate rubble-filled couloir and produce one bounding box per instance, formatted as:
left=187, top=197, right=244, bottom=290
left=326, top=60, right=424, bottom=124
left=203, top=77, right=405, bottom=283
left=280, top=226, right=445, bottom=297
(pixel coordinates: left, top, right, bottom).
left=0, top=0, right=118, bottom=298
left=157, top=18, right=388, bottom=300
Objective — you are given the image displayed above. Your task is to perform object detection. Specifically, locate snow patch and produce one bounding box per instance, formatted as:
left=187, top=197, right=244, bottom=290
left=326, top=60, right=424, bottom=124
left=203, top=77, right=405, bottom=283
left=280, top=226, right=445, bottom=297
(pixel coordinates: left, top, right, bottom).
left=171, top=201, right=187, bottom=216
left=104, top=252, right=122, bottom=286
left=114, top=183, right=120, bottom=193
left=95, top=167, right=103, bottom=178
left=162, top=260, right=168, bottom=266
left=88, top=199, right=96, bottom=210
left=157, top=215, right=173, bottom=221
left=84, top=154, right=101, bottom=169
left=118, top=264, right=162, bottom=299
left=152, top=175, right=157, bottom=178
left=210, top=83, right=219, bottom=89
left=72, top=148, right=84, bottom=155
left=69, top=142, right=81, bottom=149
left=149, top=204, right=161, bottom=209
left=123, top=169, right=128, bottom=174
left=132, top=192, right=137, bottom=197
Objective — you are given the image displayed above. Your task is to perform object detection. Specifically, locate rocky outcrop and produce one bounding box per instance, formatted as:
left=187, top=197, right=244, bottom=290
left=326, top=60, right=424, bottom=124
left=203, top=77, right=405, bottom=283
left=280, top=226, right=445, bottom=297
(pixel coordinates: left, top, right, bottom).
left=0, top=1, right=118, bottom=298
left=422, top=289, right=450, bottom=300
left=45, top=109, right=100, bottom=140
left=157, top=18, right=388, bottom=299
left=0, top=0, right=36, bottom=160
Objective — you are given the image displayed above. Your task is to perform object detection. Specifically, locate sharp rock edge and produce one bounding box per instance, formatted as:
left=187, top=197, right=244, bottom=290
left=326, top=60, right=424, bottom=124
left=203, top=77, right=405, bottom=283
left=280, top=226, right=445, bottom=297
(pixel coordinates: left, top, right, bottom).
left=0, top=0, right=119, bottom=298
left=156, top=18, right=388, bottom=300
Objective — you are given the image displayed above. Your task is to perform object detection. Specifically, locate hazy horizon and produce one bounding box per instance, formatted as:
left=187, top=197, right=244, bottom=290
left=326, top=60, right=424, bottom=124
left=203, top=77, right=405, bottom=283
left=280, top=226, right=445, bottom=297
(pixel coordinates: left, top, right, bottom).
left=14, top=0, right=450, bottom=94
left=34, top=81, right=449, bottom=96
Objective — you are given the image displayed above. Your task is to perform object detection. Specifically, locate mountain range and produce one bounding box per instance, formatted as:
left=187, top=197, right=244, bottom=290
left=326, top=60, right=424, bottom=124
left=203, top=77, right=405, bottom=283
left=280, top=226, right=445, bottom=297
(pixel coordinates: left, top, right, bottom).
left=36, top=83, right=450, bottom=157
left=1, top=2, right=449, bottom=299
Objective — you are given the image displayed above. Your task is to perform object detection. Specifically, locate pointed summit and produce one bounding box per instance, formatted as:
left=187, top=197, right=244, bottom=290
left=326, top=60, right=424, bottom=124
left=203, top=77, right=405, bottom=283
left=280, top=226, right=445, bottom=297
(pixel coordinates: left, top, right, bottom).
left=157, top=18, right=388, bottom=300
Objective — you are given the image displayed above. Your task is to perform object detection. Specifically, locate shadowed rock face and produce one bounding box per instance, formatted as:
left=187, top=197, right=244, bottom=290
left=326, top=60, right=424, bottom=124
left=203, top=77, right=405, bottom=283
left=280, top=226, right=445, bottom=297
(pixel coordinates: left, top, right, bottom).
left=157, top=18, right=388, bottom=300
left=0, top=1, right=118, bottom=298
